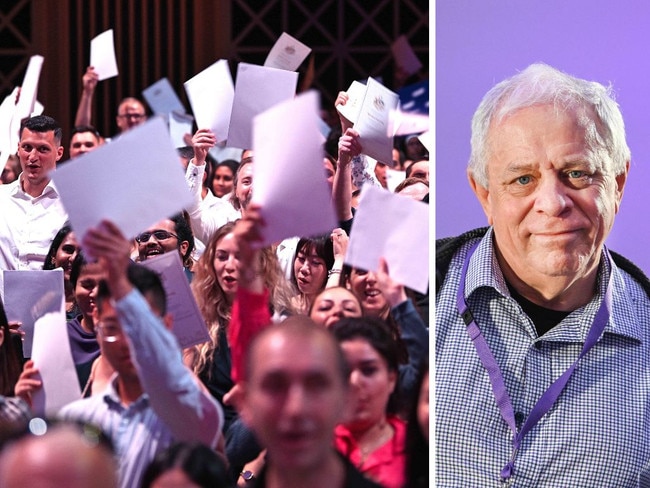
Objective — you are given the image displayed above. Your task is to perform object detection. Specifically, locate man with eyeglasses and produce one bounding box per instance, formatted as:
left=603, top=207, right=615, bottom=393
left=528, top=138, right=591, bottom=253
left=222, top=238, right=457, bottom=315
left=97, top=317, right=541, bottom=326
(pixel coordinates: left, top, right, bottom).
left=134, top=213, right=195, bottom=280
left=55, top=219, right=223, bottom=488
left=115, top=97, right=147, bottom=133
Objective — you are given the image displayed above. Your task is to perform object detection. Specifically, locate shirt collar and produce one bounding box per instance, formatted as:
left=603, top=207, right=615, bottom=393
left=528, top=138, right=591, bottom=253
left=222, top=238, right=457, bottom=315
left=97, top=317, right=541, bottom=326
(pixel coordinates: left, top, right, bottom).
left=12, top=173, right=60, bottom=199
left=465, top=227, right=643, bottom=343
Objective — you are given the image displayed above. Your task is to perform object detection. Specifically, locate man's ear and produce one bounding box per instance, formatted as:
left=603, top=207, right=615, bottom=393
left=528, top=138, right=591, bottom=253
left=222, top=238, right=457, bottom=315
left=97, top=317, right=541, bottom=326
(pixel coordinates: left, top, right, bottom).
left=614, top=161, right=630, bottom=214
left=468, top=169, right=494, bottom=226
left=179, top=241, right=190, bottom=260
left=56, top=145, right=64, bottom=162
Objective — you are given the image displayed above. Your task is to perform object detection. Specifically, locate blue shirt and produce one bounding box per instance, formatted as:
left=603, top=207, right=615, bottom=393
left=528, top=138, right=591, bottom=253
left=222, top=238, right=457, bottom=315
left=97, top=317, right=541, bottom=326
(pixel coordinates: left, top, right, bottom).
left=436, top=228, right=650, bottom=487
left=59, top=289, right=223, bottom=488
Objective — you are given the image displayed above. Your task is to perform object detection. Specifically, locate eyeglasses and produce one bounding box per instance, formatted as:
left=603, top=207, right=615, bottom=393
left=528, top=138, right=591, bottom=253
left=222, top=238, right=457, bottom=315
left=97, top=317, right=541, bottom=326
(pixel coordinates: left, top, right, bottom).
left=117, top=113, right=146, bottom=120
left=135, top=230, right=178, bottom=243
left=96, top=322, right=124, bottom=343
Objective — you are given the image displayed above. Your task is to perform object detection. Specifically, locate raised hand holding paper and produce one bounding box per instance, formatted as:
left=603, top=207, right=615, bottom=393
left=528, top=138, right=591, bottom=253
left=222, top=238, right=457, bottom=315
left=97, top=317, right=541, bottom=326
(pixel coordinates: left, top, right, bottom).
left=90, top=29, right=119, bottom=81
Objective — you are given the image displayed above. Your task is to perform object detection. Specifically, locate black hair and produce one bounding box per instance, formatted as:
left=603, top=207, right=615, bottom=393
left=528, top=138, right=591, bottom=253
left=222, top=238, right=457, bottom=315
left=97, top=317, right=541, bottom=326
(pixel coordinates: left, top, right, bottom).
left=291, top=234, right=335, bottom=291
left=141, top=442, right=232, bottom=488
left=70, top=125, right=102, bottom=140
left=176, top=145, right=195, bottom=160
left=97, top=263, right=167, bottom=316
left=330, top=316, right=402, bottom=414
left=20, top=115, right=62, bottom=144
left=69, top=252, right=89, bottom=288
left=170, top=212, right=195, bottom=267
left=43, top=224, right=73, bottom=271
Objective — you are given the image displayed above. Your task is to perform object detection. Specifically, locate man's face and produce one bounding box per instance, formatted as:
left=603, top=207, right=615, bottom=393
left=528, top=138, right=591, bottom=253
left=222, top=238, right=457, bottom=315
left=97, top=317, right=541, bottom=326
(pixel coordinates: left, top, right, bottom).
left=17, top=128, right=63, bottom=188
left=95, top=300, right=137, bottom=378
left=235, top=163, right=253, bottom=211
left=69, top=132, right=100, bottom=159
left=116, top=100, right=146, bottom=132
left=242, top=330, right=348, bottom=472
left=136, top=219, right=186, bottom=262
left=409, top=160, right=429, bottom=182
left=471, top=104, right=627, bottom=287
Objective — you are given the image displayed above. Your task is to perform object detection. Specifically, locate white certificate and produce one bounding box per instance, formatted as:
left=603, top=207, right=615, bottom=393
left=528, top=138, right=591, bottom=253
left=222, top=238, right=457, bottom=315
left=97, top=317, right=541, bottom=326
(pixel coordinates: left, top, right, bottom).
left=143, top=78, right=186, bottom=116
left=184, top=59, right=234, bottom=142
left=354, top=77, right=399, bottom=165
left=15, top=55, right=43, bottom=122
left=346, top=185, right=429, bottom=294
left=169, top=110, right=194, bottom=148
left=2, top=269, right=64, bottom=358
left=252, top=90, right=337, bottom=245
left=140, top=252, right=210, bottom=349
left=227, top=63, right=298, bottom=150
left=335, top=80, right=366, bottom=125
left=31, top=310, right=82, bottom=417
left=51, top=117, right=194, bottom=248
left=90, top=29, right=119, bottom=81
left=264, top=32, right=312, bottom=71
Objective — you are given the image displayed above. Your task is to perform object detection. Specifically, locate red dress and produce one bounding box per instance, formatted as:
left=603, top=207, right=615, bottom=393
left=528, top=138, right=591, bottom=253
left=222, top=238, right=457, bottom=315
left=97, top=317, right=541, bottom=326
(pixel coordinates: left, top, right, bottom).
left=334, top=416, right=407, bottom=488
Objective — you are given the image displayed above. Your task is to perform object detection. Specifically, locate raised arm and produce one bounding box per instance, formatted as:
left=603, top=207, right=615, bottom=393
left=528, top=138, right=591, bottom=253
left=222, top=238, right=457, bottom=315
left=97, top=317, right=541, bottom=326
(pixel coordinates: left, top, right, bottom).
left=82, top=220, right=223, bottom=447
left=74, top=67, right=99, bottom=127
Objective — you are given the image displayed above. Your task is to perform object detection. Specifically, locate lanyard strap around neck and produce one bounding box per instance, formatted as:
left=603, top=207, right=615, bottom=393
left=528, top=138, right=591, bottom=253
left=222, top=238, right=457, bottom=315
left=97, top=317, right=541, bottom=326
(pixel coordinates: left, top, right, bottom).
left=456, top=242, right=612, bottom=481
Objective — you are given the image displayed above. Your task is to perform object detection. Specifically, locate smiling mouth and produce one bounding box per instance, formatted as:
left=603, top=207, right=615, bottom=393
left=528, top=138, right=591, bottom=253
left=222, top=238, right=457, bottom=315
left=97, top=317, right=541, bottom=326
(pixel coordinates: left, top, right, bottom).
left=365, top=289, right=380, bottom=297
left=145, top=248, right=163, bottom=257
left=222, top=276, right=237, bottom=285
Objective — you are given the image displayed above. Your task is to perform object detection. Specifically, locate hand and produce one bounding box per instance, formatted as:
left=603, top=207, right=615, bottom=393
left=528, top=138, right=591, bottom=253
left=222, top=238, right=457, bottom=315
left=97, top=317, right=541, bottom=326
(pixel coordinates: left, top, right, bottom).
left=330, top=228, right=349, bottom=260
left=335, top=91, right=353, bottom=132
left=223, top=383, right=244, bottom=413
left=375, top=257, right=407, bottom=308
left=15, top=360, right=42, bottom=408
left=82, top=66, right=99, bottom=93
left=233, top=203, right=265, bottom=269
left=81, top=220, right=133, bottom=301
left=8, top=321, right=24, bottom=339
left=338, top=128, right=362, bottom=166
left=191, top=129, right=217, bottom=166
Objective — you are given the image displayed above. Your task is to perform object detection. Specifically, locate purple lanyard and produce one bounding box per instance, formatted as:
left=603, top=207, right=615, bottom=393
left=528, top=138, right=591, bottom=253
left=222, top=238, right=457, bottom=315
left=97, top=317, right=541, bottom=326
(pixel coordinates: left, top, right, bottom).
left=456, top=243, right=612, bottom=481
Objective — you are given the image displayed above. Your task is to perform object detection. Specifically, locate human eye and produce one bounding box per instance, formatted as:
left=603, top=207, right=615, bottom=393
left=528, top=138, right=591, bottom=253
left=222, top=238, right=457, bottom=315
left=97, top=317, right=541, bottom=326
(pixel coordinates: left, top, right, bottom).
left=79, top=279, right=96, bottom=291
left=261, top=374, right=288, bottom=394
left=20, top=144, right=32, bottom=152
left=515, top=175, right=532, bottom=185
left=316, top=301, right=333, bottom=311
left=38, top=146, right=50, bottom=154
left=310, top=258, right=324, bottom=267
left=360, top=365, right=378, bottom=377
left=61, top=245, right=77, bottom=254
left=305, top=374, right=331, bottom=392
left=215, top=251, right=228, bottom=261
left=296, top=253, right=306, bottom=264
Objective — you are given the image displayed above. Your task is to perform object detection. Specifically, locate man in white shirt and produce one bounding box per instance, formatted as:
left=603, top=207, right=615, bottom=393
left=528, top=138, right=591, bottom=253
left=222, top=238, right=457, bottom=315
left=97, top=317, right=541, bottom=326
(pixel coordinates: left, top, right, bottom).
left=0, top=115, right=68, bottom=270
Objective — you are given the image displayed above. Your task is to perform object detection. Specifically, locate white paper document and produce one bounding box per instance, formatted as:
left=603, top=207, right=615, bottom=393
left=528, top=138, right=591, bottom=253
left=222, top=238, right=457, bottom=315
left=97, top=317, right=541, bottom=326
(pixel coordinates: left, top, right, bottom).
left=51, top=117, right=194, bottom=248
left=184, top=59, right=234, bottom=142
left=386, top=168, right=406, bottom=192
left=228, top=63, right=298, bottom=150
left=90, top=29, right=119, bottom=81
left=264, top=32, right=312, bottom=71
left=15, top=55, right=44, bottom=123
left=391, top=35, right=423, bottom=76
left=354, top=77, right=399, bottom=165
left=169, top=110, right=194, bottom=148
left=31, top=310, right=82, bottom=417
left=0, top=87, right=19, bottom=168
left=346, top=185, right=429, bottom=294
left=2, top=269, right=64, bottom=358
left=141, top=252, right=210, bottom=349
left=143, top=78, right=186, bottom=116
left=252, top=90, right=337, bottom=245
left=335, top=80, right=366, bottom=125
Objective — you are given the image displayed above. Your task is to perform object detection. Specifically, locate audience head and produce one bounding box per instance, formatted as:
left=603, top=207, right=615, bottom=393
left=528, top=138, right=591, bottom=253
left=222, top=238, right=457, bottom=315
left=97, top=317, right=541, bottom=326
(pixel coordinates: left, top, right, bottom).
left=18, top=115, right=64, bottom=193
left=405, top=159, right=429, bottom=182
left=343, top=266, right=389, bottom=319
left=95, top=264, right=167, bottom=378
left=70, top=253, right=106, bottom=321
left=403, top=134, right=428, bottom=162
left=141, top=441, right=231, bottom=488
left=43, top=224, right=80, bottom=282
left=330, top=317, right=400, bottom=428
left=323, top=155, right=336, bottom=192
left=135, top=213, right=194, bottom=269
left=292, top=235, right=334, bottom=299
left=0, top=420, right=117, bottom=488
left=68, top=125, right=102, bottom=159
left=1, top=155, right=21, bottom=184
left=230, top=157, right=253, bottom=212
left=394, top=176, right=429, bottom=201
left=374, top=161, right=388, bottom=188
left=241, top=317, right=350, bottom=472
left=309, top=286, right=362, bottom=328
left=116, top=97, right=147, bottom=132
left=211, top=159, right=238, bottom=198
left=177, top=146, right=195, bottom=171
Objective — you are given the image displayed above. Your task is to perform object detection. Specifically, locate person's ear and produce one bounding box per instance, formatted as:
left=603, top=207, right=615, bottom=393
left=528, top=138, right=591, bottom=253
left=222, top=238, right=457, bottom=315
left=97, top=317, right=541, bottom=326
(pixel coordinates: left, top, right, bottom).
left=56, top=145, right=64, bottom=162
left=179, top=241, right=190, bottom=260
left=614, top=161, right=630, bottom=214
left=468, top=169, right=494, bottom=226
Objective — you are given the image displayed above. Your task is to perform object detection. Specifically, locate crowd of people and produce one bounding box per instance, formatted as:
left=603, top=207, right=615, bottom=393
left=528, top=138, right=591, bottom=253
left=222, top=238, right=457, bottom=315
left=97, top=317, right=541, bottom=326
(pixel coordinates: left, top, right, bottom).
left=0, top=56, right=429, bottom=488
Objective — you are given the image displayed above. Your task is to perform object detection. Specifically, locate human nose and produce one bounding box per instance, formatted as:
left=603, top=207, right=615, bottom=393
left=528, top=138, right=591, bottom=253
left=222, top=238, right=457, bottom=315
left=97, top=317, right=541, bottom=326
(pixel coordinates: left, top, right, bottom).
left=285, top=384, right=306, bottom=416
left=366, top=271, right=377, bottom=284
left=534, top=175, right=570, bottom=216
left=89, top=284, right=99, bottom=299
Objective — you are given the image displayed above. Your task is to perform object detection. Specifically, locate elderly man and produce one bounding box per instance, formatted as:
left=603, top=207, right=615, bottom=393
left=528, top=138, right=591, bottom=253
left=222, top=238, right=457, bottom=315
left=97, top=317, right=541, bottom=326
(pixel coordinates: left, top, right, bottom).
left=436, top=63, right=650, bottom=486
left=0, top=115, right=68, bottom=270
